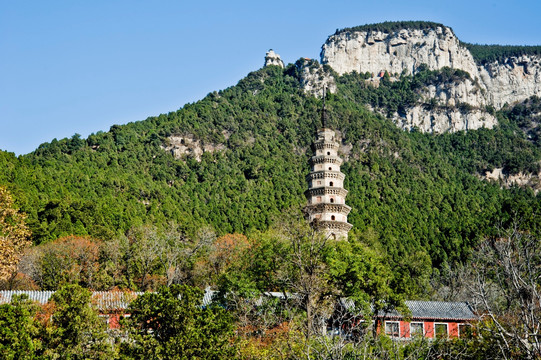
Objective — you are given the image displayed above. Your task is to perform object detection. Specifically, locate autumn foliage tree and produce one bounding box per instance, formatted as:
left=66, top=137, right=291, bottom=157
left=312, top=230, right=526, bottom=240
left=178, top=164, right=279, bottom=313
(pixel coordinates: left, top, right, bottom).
left=26, top=235, right=102, bottom=290
left=0, top=186, right=31, bottom=281
left=208, top=233, right=251, bottom=278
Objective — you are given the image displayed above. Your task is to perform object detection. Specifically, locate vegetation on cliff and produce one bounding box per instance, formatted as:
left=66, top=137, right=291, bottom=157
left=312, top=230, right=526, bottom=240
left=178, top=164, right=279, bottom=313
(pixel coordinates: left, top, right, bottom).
left=463, top=43, right=541, bottom=64
left=335, top=21, right=448, bottom=35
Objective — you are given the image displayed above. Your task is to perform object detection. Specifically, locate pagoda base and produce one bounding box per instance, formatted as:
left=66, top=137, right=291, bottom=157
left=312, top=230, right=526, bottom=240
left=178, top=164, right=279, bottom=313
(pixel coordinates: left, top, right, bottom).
left=311, top=220, right=352, bottom=240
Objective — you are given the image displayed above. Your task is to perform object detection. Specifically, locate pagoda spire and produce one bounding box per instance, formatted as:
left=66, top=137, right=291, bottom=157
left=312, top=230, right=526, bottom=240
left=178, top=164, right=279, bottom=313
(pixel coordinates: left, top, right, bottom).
left=321, top=87, right=327, bottom=129
left=304, top=98, right=352, bottom=240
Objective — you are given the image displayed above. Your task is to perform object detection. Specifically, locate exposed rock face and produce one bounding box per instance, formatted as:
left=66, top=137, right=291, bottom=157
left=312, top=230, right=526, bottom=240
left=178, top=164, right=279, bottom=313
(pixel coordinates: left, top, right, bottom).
left=319, top=25, right=541, bottom=133
left=479, top=55, right=541, bottom=108
left=396, top=76, right=498, bottom=132
left=296, top=59, right=337, bottom=98
left=485, top=168, right=541, bottom=194
left=322, top=27, right=479, bottom=78
left=394, top=107, right=497, bottom=133
left=264, top=49, right=285, bottom=68
left=421, top=77, right=487, bottom=108
left=162, top=135, right=225, bottom=162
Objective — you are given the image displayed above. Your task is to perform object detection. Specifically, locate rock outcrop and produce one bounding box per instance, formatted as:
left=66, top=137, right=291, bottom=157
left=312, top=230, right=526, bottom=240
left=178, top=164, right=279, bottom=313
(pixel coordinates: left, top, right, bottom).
left=484, top=167, right=541, bottom=194
left=479, top=55, right=541, bottom=108
left=396, top=75, right=498, bottom=132
left=264, top=49, right=285, bottom=68
left=162, top=135, right=225, bottom=162
left=394, top=106, right=497, bottom=133
left=318, top=24, right=541, bottom=133
left=295, top=59, right=337, bottom=98
left=321, top=26, right=479, bottom=79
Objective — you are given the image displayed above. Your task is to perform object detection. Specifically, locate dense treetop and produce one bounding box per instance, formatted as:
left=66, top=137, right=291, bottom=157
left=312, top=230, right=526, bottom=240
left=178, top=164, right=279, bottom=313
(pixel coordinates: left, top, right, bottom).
left=463, top=43, right=541, bottom=64
left=334, top=21, right=449, bottom=35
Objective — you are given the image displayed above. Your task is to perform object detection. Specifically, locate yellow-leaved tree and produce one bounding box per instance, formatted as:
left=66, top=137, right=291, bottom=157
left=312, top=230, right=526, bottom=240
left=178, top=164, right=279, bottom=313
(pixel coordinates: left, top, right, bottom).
left=0, top=186, right=31, bottom=281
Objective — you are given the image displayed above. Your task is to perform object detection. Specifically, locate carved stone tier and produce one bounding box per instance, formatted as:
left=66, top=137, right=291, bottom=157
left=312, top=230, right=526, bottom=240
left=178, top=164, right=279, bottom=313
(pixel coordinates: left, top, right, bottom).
left=305, top=203, right=351, bottom=216
left=305, top=126, right=351, bottom=240
left=310, top=155, right=343, bottom=166
left=313, top=142, right=339, bottom=150
left=305, top=187, right=348, bottom=198
left=313, top=220, right=353, bottom=233
left=306, top=171, right=345, bottom=181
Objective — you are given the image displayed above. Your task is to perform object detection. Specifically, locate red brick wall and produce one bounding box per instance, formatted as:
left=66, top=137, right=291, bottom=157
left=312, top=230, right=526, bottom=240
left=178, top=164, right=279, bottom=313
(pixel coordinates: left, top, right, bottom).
left=449, top=322, right=459, bottom=337
left=107, top=314, right=121, bottom=329
left=424, top=321, right=435, bottom=338
left=377, top=319, right=467, bottom=339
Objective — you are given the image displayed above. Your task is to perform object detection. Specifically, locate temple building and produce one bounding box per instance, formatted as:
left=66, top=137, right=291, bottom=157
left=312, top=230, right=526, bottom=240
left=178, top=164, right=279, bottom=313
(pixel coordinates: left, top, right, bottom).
left=304, top=99, right=352, bottom=240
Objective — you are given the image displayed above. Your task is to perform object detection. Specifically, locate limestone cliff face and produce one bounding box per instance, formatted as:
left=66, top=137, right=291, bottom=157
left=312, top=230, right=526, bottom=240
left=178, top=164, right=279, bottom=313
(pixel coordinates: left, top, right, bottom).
left=394, top=106, right=497, bottom=133
left=296, top=59, right=336, bottom=98
left=162, top=135, right=225, bottom=162
left=484, top=168, right=541, bottom=194
left=479, top=55, right=541, bottom=108
left=319, top=25, right=541, bottom=133
left=321, top=27, right=479, bottom=78
left=397, top=76, right=498, bottom=132
left=264, top=49, right=285, bottom=68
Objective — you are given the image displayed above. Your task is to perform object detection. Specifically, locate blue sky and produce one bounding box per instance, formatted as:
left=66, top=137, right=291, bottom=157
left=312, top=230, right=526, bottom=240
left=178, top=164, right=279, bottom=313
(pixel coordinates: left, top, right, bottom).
left=2, top=0, right=540, bottom=155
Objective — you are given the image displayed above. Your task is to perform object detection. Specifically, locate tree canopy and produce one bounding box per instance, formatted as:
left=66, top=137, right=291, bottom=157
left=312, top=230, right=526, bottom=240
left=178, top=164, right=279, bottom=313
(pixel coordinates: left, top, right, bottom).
left=0, top=186, right=31, bottom=281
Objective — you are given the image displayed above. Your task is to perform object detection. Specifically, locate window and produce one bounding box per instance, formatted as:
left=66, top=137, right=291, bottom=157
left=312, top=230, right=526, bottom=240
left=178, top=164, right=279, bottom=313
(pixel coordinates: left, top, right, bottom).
left=410, top=322, right=424, bottom=337
left=99, top=314, right=109, bottom=325
left=317, top=181, right=321, bottom=185
left=435, top=323, right=448, bottom=338
left=458, top=324, right=472, bottom=338
left=328, top=167, right=332, bottom=170
left=327, top=151, right=331, bottom=155
left=385, top=321, right=400, bottom=337
left=316, top=196, right=321, bottom=203
left=331, top=215, right=335, bottom=221
left=329, top=181, right=334, bottom=187
left=330, top=198, right=334, bottom=203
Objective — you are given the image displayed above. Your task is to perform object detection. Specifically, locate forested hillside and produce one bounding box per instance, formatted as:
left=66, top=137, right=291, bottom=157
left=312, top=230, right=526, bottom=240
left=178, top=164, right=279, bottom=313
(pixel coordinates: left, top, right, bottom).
left=2, top=63, right=541, bottom=280
left=4, top=44, right=541, bottom=358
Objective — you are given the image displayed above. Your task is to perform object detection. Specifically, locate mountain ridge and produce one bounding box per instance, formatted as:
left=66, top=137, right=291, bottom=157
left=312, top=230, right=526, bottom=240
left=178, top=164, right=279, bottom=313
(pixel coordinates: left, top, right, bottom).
left=318, top=21, right=541, bottom=133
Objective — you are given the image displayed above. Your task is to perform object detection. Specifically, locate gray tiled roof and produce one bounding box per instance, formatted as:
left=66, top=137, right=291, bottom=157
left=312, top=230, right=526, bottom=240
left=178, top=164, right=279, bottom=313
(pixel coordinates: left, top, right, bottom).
left=0, top=290, right=55, bottom=305
left=0, top=290, right=476, bottom=321
left=0, top=290, right=141, bottom=311
left=377, top=301, right=476, bottom=321
left=91, top=291, right=143, bottom=311
left=202, top=289, right=292, bottom=306
left=202, top=288, right=215, bottom=306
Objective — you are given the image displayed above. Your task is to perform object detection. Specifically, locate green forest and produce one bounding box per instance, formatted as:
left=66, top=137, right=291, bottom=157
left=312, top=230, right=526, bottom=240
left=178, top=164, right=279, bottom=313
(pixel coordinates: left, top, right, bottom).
left=336, top=21, right=449, bottom=35
left=2, top=54, right=541, bottom=358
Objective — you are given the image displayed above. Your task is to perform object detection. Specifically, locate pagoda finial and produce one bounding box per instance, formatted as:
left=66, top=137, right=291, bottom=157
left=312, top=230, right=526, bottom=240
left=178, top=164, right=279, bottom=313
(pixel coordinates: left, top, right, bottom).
left=321, top=87, right=327, bottom=129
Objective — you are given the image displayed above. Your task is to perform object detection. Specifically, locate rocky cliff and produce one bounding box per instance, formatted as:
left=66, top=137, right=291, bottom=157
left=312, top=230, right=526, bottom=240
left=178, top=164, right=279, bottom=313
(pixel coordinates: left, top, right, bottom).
left=319, top=23, right=541, bottom=133
left=479, top=55, right=541, bottom=108
left=295, top=58, right=336, bottom=98
left=264, top=49, right=285, bottom=68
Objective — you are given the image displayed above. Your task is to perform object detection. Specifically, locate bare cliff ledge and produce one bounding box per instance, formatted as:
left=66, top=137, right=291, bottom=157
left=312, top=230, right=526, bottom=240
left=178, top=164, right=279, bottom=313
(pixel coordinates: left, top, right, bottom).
left=319, top=22, right=541, bottom=133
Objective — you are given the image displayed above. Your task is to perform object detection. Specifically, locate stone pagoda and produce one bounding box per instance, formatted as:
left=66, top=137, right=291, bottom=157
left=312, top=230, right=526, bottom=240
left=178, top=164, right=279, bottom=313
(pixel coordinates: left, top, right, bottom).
left=304, top=97, right=352, bottom=240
